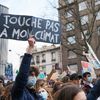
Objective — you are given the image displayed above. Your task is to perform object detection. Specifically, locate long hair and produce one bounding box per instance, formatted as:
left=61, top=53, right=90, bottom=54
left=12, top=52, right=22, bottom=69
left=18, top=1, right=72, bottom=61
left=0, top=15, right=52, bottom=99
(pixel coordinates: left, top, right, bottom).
left=54, top=83, right=83, bottom=100
left=2, top=82, right=13, bottom=100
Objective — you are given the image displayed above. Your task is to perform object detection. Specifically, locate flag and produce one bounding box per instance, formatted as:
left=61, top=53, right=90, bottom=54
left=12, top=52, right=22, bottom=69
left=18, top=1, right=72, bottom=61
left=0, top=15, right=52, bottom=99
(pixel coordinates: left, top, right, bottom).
left=81, top=61, right=96, bottom=78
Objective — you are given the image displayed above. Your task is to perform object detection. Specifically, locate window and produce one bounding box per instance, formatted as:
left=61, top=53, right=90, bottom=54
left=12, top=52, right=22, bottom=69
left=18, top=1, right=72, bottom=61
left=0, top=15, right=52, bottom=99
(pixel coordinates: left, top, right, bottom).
left=96, top=11, right=100, bottom=20
left=51, top=52, right=56, bottom=61
left=36, top=55, right=40, bottom=63
left=67, top=36, right=76, bottom=44
left=97, top=26, right=100, bottom=35
left=66, top=22, right=75, bottom=31
left=55, top=63, right=59, bottom=70
left=95, top=0, right=100, bottom=5
left=68, top=64, right=78, bottom=72
left=68, top=51, right=77, bottom=59
left=81, top=30, right=89, bottom=39
left=81, top=15, right=88, bottom=25
left=65, top=10, right=72, bottom=18
left=79, top=2, right=87, bottom=11
left=65, top=0, right=74, bottom=4
left=31, top=57, right=35, bottom=65
left=42, top=54, right=46, bottom=63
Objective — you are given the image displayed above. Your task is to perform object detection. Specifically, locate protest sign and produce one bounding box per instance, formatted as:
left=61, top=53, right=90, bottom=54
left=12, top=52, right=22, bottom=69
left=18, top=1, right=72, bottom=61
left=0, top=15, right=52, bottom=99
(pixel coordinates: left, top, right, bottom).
left=5, top=63, right=13, bottom=80
left=0, top=13, right=61, bottom=44
left=81, top=61, right=96, bottom=78
left=83, top=42, right=100, bottom=69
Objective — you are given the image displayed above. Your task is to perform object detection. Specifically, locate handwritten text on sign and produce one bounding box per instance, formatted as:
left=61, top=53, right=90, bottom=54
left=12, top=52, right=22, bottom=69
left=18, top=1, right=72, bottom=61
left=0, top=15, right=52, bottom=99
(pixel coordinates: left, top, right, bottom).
left=0, top=14, right=61, bottom=44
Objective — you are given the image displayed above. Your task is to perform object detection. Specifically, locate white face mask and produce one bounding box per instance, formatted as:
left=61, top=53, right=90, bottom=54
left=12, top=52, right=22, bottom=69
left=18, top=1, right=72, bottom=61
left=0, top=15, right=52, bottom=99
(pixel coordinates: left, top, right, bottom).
left=27, top=76, right=37, bottom=88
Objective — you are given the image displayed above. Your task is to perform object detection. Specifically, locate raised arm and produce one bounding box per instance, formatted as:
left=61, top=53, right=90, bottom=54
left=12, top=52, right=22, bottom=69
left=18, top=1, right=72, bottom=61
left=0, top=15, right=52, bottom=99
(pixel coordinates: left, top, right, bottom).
left=11, top=37, right=35, bottom=98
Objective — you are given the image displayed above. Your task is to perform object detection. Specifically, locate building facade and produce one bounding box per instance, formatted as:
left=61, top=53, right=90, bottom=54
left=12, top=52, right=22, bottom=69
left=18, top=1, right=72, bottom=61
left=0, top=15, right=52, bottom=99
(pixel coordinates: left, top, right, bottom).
left=0, top=4, right=9, bottom=75
left=58, top=0, right=100, bottom=73
left=31, top=45, right=61, bottom=74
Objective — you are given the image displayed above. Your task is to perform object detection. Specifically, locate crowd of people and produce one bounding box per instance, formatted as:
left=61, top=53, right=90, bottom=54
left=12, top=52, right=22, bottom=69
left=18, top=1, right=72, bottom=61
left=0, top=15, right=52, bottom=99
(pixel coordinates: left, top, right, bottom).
left=0, top=37, right=100, bottom=100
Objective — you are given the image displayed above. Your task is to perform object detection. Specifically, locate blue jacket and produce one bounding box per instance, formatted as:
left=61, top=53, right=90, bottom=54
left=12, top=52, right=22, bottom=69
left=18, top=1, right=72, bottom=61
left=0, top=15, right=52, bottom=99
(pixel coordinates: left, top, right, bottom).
left=11, top=53, right=41, bottom=100
left=87, top=79, right=100, bottom=100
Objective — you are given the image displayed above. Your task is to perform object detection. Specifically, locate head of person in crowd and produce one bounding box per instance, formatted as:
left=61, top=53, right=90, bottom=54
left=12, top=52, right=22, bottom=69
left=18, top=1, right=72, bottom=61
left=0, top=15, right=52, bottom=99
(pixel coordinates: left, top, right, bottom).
left=82, top=72, right=93, bottom=94
left=2, top=82, right=14, bottom=100
left=0, top=76, right=4, bottom=86
left=48, top=79, right=55, bottom=88
left=82, top=72, right=92, bottom=83
left=54, top=83, right=86, bottom=100
left=0, top=84, right=5, bottom=97
left=35, top=79, right=48, bottom=100
left=52, top=81, right=63, bottom=94
left=35, top=79, right=45, bottom=91
left=70, top=73, right=80, bottom=85
left=27, top=66, right=40, bottom=89
left=61, top=76, right=70, bottom=83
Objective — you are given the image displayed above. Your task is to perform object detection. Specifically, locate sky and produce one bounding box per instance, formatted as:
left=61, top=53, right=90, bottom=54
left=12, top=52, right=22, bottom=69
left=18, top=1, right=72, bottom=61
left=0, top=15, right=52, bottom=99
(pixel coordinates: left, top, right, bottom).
left=0, top=0, right=59, bottom=72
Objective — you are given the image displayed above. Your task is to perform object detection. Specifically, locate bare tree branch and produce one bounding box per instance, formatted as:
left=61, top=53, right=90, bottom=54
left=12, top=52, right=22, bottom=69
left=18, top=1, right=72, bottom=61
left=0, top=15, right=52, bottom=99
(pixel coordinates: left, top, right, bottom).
left=47, top=0, right=100, bottom=56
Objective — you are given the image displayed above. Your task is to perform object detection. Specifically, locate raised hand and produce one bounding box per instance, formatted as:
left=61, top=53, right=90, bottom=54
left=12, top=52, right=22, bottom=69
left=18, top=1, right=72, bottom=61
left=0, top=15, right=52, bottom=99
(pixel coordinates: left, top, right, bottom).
left=28, top=37, right=35, bottom=48
left=27, top=37, right=36, bottom=54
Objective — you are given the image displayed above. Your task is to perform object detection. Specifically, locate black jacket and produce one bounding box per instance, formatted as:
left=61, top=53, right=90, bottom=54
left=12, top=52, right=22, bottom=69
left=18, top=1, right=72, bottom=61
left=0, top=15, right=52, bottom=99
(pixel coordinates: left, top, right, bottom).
left=87, top=79, right=100, bottom=100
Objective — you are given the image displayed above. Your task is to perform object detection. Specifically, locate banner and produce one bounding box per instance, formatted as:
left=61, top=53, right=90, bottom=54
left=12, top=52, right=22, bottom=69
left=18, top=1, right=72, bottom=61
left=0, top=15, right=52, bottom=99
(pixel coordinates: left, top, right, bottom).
left=5, top=63, right=13, bottom=80
left=0, top=13, right=61, bottom=44
left=83, top=42, right=100, bottom=69
left=81, top=61, right=96, bottom=78
left=83, top=52, right=100, bottom=69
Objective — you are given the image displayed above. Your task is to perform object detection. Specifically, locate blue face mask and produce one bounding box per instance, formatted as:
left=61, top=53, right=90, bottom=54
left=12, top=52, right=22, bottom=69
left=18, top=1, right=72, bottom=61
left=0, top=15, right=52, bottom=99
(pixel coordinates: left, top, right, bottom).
left=27, top=76, right=37, bottom=88
left=87, top=76, right=92, bottom=82
left=38, top=90, right=48, bottom=100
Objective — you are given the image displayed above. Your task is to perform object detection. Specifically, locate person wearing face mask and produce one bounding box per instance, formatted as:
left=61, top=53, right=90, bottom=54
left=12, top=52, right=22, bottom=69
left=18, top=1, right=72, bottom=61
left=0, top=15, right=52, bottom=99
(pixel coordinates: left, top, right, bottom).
left=27, top=66, right=39, bottom=89
left=35, top=79, right=49, bottom=100
left=11, top=37, right=42, bottom=100
left=81, top=72, right=93, bottom=95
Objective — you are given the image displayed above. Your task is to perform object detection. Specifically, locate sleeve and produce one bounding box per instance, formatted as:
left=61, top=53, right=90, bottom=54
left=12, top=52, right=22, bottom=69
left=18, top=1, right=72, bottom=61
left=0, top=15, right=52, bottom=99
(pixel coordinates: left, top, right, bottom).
left=87, top=79, right=100, bottom=100
left=11, top=53, right=32, bottom=97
